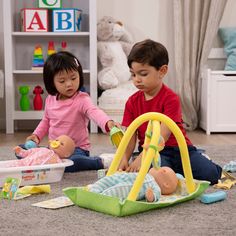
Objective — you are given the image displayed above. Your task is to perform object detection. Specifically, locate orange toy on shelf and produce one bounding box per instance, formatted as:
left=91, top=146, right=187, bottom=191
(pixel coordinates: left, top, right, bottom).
left=47, top=41, right=56, bottom=56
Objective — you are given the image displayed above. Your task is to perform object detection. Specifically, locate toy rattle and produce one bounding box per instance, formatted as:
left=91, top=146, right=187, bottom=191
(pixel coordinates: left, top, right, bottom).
left=25, top=140, right=37, bottom=149
left=200, top=191, right=227, bottom=204
left=1, top=177, right=21, bottom=200
left=110, top=127, right=124, bottom=148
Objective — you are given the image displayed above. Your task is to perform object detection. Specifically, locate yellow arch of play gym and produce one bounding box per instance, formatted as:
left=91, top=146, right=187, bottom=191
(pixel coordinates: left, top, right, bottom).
left=107, top=112, right=196, bottom=201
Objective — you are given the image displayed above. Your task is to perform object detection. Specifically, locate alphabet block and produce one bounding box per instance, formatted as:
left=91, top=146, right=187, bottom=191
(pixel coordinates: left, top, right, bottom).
left=52, top=8, right=82, bottom=32
left=38, top=0, right=62, bottom=9
left=21, top=8, right=49, bottom=32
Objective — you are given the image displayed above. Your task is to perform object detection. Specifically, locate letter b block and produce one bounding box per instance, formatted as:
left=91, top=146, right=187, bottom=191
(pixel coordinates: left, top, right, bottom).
left=21, top=8, right=49, bottom=32
left=52, top=8, right=82, bottom=32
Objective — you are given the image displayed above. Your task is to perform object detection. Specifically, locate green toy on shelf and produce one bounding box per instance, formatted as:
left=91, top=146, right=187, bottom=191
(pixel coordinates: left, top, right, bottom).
left=19, top=85, right=30, bottom=111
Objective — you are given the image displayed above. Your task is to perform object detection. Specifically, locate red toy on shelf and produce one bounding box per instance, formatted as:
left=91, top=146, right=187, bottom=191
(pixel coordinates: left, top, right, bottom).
left=33, top=85, right=44, bottom=110
left=61, top=41, right=67, bottom=51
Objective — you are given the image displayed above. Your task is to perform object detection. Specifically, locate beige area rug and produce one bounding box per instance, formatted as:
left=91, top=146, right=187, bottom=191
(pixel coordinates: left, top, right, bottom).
left=0, top=145, right=235, bottom=236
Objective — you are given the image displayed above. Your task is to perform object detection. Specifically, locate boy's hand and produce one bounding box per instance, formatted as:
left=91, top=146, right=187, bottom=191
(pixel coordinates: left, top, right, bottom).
left=126, top=154, right=142, bottom=172
left=158, top=135, right=165, bottom=151
left=26, top=134, right=40, bottom=144
left=145, top=187, right=155, bottom=202
left=118, top=159, right=129, bottom=171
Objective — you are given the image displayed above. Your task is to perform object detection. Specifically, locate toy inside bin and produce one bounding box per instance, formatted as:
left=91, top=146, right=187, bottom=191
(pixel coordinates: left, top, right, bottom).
left=0, top=159, right=73, bottom=187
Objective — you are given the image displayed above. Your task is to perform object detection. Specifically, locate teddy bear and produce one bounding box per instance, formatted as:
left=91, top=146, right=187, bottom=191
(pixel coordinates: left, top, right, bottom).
left=97, top=16, right=134, bottom=90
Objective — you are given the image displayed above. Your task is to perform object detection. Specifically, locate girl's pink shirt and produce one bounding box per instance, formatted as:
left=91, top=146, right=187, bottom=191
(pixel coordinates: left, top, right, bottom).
left=33, top=92, right=111, bottom=150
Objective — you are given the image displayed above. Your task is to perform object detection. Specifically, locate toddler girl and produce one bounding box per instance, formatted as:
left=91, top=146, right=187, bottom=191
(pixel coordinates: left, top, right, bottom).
left=22, top=51, right=117, bottom=172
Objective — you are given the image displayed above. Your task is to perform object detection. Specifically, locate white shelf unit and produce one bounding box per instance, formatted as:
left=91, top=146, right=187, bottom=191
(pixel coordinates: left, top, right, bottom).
left=3, top=0, right=97, bottom=134
left=200, top=69, right=236, bottom=134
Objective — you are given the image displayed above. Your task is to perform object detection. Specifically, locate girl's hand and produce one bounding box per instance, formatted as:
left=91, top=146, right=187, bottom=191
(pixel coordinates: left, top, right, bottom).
left=26, top=134, right=40, bottom=144
left=106, top=120, right=121, bottom=131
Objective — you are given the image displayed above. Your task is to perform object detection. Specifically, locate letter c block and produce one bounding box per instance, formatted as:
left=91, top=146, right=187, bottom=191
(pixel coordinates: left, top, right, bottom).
left=38, top=0, right=62, bottom=9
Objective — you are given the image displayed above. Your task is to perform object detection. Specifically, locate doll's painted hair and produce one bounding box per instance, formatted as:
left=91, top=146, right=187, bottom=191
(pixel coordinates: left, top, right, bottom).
left=127, top=39, right=169, bottom=70
left=43, top=51, right=84, bottom=95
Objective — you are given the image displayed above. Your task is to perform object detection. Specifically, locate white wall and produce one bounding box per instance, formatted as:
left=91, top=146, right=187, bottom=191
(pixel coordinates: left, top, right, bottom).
left=0, top=0, right=235, bottom=131
left=97, top=0, right=175, bottom=89
left=0, top=0, right=5, bottom=130
left=220, top=0, right=236, bottom=27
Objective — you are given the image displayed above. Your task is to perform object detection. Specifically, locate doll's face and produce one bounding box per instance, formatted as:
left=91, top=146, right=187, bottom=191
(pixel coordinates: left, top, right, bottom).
left=49, top=135, right=75, bottom=158
left=149, top=167, right=178, bottom=195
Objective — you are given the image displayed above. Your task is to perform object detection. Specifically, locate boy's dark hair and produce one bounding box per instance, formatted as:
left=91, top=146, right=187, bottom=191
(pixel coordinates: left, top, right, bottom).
left=127, top=39, right=169, bottom=69
left=43, top=51, right=84, bottom=95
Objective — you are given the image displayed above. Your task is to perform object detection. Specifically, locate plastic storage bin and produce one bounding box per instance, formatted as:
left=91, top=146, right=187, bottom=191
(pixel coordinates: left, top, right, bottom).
left=0, top=159, right=73, bottom=187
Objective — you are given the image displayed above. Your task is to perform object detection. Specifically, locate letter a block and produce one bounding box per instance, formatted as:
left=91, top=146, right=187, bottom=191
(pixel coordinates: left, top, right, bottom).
left=21, top=8, right=49, bottom=32
left=38, top=0, right=62, bottom=9
left=52, top=8, right=82, bottom=32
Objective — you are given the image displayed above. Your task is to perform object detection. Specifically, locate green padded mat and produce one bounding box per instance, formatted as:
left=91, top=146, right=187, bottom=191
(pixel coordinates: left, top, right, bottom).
left=63, top=181, right=209, bottom=217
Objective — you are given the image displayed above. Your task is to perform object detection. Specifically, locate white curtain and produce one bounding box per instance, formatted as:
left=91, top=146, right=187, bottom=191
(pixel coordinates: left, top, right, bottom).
left=0, top=70, right=3, bottom=98
left=173, top=0, right=227, bottom=130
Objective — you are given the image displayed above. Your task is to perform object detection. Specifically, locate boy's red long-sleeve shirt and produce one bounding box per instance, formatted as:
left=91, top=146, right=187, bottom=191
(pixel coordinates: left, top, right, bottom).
left=122, top=84, right=192, bottom=147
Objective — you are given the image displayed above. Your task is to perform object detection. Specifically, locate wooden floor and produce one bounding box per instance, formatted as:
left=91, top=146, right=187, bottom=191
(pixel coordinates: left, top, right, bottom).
left=1, top=129, right=236, bottom=147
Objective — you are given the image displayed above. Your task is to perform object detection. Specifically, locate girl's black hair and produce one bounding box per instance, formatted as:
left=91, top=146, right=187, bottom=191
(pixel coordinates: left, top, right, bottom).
left=43, top=51, right=84, bottom=95
left=127, top=39, right=169, bottom=70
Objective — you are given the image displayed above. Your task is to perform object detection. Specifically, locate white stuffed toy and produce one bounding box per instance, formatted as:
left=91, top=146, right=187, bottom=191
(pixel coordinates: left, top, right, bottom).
left=97, top=16, right=134, bottom=90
